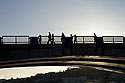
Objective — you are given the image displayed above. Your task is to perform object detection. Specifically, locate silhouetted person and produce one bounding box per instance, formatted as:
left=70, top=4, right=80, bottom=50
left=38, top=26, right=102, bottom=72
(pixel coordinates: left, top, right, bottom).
left=61, top=33, right=65, bottom=43
left=70, top=34, right=73, bottom=40
left=74, top=34, right=77, bottom=44
left=70, top=34, right=73, bottom=44
left=94, top=33, right=97, bottom=37
left=47, top=32, right=51, bottom=44
left=38, top=35, right=42, bottom=44
left=94, top=33, right=97, bottom=55
left=94, top=33, right=97, bottom=43
left=51, top=34, right=55, bottom=44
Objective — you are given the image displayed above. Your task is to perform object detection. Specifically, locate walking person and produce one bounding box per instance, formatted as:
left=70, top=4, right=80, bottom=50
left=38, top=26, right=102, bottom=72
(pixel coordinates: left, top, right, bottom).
left=47, top=32, right=51, bottom=44
left=94, top=33, right=97, bottom=43
left=94, top=33, right=97, bottom=55
left=61, top=33, right=65, bottom=44
left=38, top=35, right=42, bottom=44
left=74, top=34, right=77, bottom=44
left=70, top=34, right=73, bottom=40
left=70, top=34, right=73, bottom=44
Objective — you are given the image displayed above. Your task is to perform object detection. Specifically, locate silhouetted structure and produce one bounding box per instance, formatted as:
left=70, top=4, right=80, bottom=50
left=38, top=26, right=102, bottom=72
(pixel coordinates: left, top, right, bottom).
left=0, top=34, right=125, bottom=69
left=0, top=34, right=125, bottom=58
left=63, top=37, right=73, bottom=48
left=0, top=37, right=2, bottom=44
left=30, top=37, right=38, bottom=45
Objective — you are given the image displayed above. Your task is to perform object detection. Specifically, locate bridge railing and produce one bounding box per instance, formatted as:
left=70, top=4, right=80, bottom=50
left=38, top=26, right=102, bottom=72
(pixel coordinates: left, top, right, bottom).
left=83, top=36, right=95, bottom=43
left=40, top=36, right=62, bottom=44
left=103, top=36, right=124, bottom=43
left=1, top=35, right=125, bottom=44
left=40, top=36, right=95, bottom=44
left=74, top=36, right=94, bottom=44
left=39, top=36, right=124, bottom=44
left=2, top=36, right=29, bottom=44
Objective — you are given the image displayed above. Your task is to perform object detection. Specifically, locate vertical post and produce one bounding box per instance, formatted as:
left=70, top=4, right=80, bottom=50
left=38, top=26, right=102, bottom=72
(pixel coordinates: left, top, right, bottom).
left=83, top=36, right=84, bottom=44
left=15, top=36, right=17, bottom=44
left=28, top=36, right=30, bottom=44
left=113, top=36, right=114, bottom=43
left=40, top=36, right=42, bottom=44
left=82, top=36, right=85, bottom=55
left=124, top=37, right=125, bottom=44
left=1, top=36, right=3, bottom=44
left=0, top=36, right=1, bottom=44
left=1, top=36, right=4, bottom=44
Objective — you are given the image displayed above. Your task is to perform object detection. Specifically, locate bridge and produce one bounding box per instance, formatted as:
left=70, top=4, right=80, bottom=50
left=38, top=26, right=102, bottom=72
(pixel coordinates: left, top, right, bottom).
left=0, top=35, right=125, bottom=72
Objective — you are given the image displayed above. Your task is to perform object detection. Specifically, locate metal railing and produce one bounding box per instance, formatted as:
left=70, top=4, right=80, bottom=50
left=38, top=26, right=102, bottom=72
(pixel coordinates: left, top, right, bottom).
left=103, top=36, right=124, bottom=43
left=40, top=36, right=62, bottom=44
left=0, top=35, right=125, bottom=44
left=2, top=36, right=29, bottom=44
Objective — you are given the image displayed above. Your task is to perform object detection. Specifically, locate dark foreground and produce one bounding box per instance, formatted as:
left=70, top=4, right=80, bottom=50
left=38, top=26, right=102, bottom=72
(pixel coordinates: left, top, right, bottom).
left=0, top=66, right=125, bottom=83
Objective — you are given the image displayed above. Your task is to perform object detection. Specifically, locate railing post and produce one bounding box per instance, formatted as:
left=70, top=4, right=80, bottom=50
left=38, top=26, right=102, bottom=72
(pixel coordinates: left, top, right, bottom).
left=2, top=36, right=4, bottom=44
left=113, top=36, right=114, bottom=43
left=28, top=36, right=30, bottom=44
left=83, top=36, right=84, bottom=44
left=15, top=36, right=17, bottom=44
left=0, top=36, right=1, bottom=44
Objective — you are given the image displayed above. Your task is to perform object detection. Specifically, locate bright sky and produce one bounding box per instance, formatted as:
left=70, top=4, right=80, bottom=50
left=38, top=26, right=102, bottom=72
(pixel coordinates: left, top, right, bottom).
left=0, top=0, right=125, bottom=79
left=0, top=0, right=125, bottom=36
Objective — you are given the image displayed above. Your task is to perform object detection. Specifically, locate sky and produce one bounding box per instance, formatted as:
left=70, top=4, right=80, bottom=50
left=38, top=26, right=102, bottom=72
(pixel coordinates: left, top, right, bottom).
left=0, top=0, right=125, bottom=36
left=0, top=0, right=125, bottom=79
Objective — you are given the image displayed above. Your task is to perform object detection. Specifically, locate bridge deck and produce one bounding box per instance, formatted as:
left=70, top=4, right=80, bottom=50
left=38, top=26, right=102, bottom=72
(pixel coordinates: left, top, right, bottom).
left=0, top=35, right=125, bottom=70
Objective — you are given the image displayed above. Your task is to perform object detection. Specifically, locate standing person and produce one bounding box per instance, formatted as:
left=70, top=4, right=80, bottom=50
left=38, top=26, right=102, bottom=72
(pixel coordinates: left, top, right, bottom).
left=94, top=33, right=97, bottom=55
left=47, top=32, right=51, bottom=44
left=74, top=34, right=77, bottom=44
left=38, top=35, right=42, bottom=44
left=70, top=34, right=73, bottom=43
left=94, top=33, right=97, bottom=37
left=94, top=33, right=97, bottom=43
left=51, top=34, right=55, bottom=44
left=70, top=34, right=73, bottom=40
left=61, top=33, right=65, bottom=43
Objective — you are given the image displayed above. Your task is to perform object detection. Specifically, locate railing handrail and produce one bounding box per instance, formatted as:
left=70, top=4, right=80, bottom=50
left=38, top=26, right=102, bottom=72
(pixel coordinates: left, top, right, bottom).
left=1, top=35, right=125, bottom=44
left=2, top=35, right=29, bottom=37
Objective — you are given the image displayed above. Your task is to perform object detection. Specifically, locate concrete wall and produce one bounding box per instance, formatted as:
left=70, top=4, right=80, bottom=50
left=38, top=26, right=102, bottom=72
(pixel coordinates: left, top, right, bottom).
left=0, top=47, right=125, bottom=61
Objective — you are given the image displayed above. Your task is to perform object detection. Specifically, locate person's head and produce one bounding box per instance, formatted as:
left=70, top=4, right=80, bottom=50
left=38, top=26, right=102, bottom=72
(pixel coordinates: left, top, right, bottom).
left=49, top=32, right=50, bottom=34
